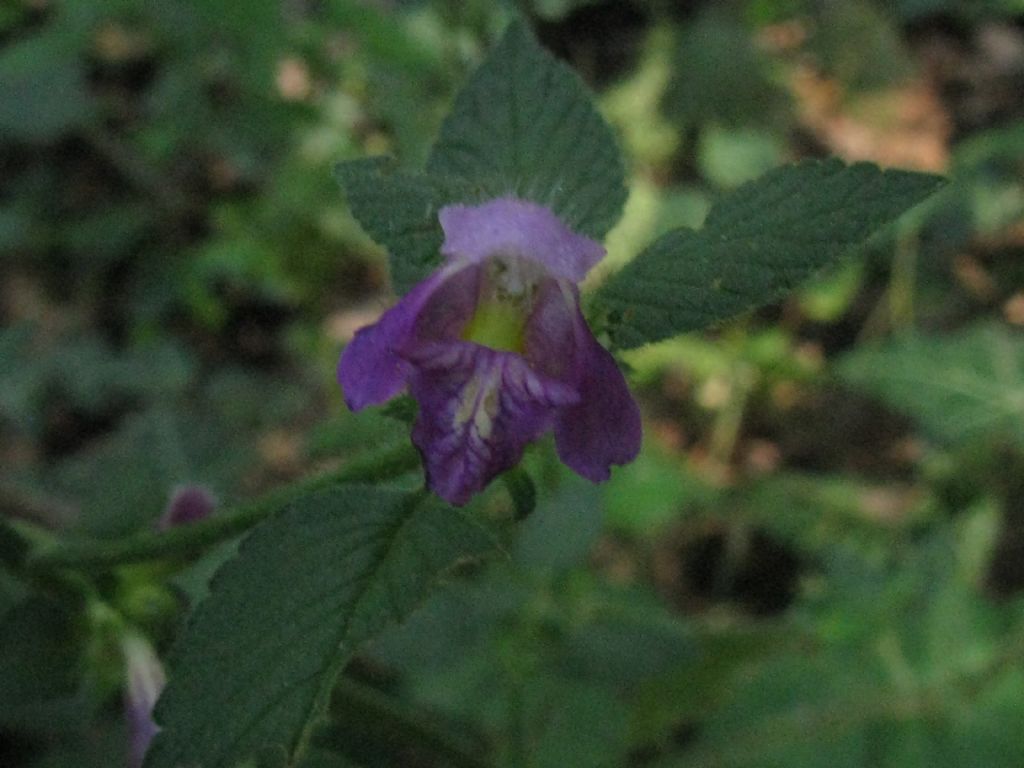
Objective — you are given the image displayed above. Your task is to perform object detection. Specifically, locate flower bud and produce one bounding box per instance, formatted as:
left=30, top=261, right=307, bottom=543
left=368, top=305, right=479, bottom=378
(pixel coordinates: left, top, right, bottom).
left=157, top=484, right=217, bottom=530
left=121, top=632, right=166, bottom=768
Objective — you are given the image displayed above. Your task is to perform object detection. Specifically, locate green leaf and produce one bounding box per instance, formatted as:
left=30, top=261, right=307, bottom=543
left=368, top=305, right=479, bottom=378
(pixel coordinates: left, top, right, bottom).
left=514, top=478, right=603, bottom=569
left=335, top=23, right=628, bottom=294
left=0, top=32, right=93, bottom=142
left=145, top=486, right=496, bottom=768
left=0, top=597, right=84, bottom=731
left=663, top=10, right=788, bottom=128
left=48, top=406, right=250, bottom=537
left=303, top=676, right=486, bottom=768
left=631, top=626, right=790, bottom=745
left=596, top=159, right=945, bottom=348
left=838, top=323, right=1024, bottom=448
left=328, top=0, right=441, bottom=76
left=602, top=446, right=720, bottom=536
left=525, top=679, right=631, bottom=768
left=807, top=0, right=912, bottom=91
left=335, top=158, right=474, bottom=295
left=427, top=22, right=627, bottom=239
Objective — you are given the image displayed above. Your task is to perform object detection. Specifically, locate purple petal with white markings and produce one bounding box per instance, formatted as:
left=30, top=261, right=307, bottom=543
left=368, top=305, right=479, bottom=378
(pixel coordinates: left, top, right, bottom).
left=404, top=340, right=577, bottom=505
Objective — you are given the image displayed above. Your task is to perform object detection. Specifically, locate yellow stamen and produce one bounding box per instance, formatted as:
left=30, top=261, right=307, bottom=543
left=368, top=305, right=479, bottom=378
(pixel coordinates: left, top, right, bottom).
left=461, top=300, right=525, bottom=353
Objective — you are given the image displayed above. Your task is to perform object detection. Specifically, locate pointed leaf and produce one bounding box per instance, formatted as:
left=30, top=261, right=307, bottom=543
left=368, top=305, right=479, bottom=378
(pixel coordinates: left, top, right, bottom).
left=335, top=158, right=474, bottom=295
left=839, top=323, right=1024, bottom=448
left=145, top=486, right=496, bottom=768
left=427, top=22, right=627, bottom=239
left=597, top=159, right=945, bottom=348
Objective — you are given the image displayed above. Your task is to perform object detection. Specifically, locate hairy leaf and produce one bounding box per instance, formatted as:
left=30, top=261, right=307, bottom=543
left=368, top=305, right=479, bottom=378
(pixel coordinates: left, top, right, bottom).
left=335, top=158, right=474, bottom=295
left=336, top=23, right=628, bottom=295
left=597, top=159, right=945, bottom=348
left=145, top=486, right=495, bottom=768
left=428, top=22, right=627, bottom=239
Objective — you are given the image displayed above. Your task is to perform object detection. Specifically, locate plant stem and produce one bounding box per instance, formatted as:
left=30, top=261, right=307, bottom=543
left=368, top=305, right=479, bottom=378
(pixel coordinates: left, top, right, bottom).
left=27, top=441, right=421, bottom=572
left=888, top=230, right=919, bottom=330
left=709, top=359, right=754, bottom=468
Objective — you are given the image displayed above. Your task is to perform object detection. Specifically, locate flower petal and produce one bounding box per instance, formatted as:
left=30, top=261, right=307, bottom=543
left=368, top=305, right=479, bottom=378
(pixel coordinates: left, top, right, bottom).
left=338, top=264, right=480, bottom=410
left=530, top=286, right=641, bottom=482
left=522, top=278, right=579, bottom=381
left=122, top=633, right=166, bottom=768
left=439, top=198, right=604, bottom=282
left=405, top=341, right=577, bottom=505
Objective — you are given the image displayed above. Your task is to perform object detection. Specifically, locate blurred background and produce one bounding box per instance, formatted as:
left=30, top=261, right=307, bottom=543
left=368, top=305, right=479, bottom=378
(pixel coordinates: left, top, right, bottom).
left=2, top=0, right=1024, bottom=766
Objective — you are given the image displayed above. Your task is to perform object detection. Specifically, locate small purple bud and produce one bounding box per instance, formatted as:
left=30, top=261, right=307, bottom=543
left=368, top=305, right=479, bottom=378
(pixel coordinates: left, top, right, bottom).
left=122, top=633, right=166, bottom=768
left=157, top=484, right=217, bottom=531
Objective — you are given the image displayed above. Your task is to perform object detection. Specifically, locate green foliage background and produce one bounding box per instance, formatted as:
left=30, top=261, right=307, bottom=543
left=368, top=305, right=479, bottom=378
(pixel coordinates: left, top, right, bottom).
left=2, top=1, right=1024, bottom=767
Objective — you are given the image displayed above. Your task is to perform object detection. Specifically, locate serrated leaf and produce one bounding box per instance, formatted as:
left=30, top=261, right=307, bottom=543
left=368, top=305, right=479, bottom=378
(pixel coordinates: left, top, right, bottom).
left=427, top=22, right=627, bottom=239
left=597, top=159, right=944, bottom=348
left=335, top=158, right=474, bottom=295
left=335, top=23, right=627, bottom=294
left=145, top=486, right=496, bottom=768
left=838, top=323, right=1024, bottom=448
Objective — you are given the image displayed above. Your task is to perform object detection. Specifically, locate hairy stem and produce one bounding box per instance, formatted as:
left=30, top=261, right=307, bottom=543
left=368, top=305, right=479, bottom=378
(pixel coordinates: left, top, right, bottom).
left=27, top=442, right=421, bottom=572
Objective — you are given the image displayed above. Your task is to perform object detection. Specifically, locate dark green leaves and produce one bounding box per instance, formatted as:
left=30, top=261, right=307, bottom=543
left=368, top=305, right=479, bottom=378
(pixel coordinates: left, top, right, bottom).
left=334, top=159, right=474, bottom=295
left=145, top=486, right=495, bottom=768
left=427, top=23, right=627, bottom=240
left=337, top=22, right=627, bottom=294
left=597, top=159, right=945, bottom=348
left=0, top=598, right=83, bottom=730
left=664, top=10, right=787, bottom=128
left=839, top=323, right=1024, bottom=448
left=0, top=33, right=93, bottom=142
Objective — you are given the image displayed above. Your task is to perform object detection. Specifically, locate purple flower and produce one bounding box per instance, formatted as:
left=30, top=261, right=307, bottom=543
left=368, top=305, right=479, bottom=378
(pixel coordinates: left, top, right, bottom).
left=338, top=198, right=641, bottom=505
left=121, top=632, right=166, bottom=768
